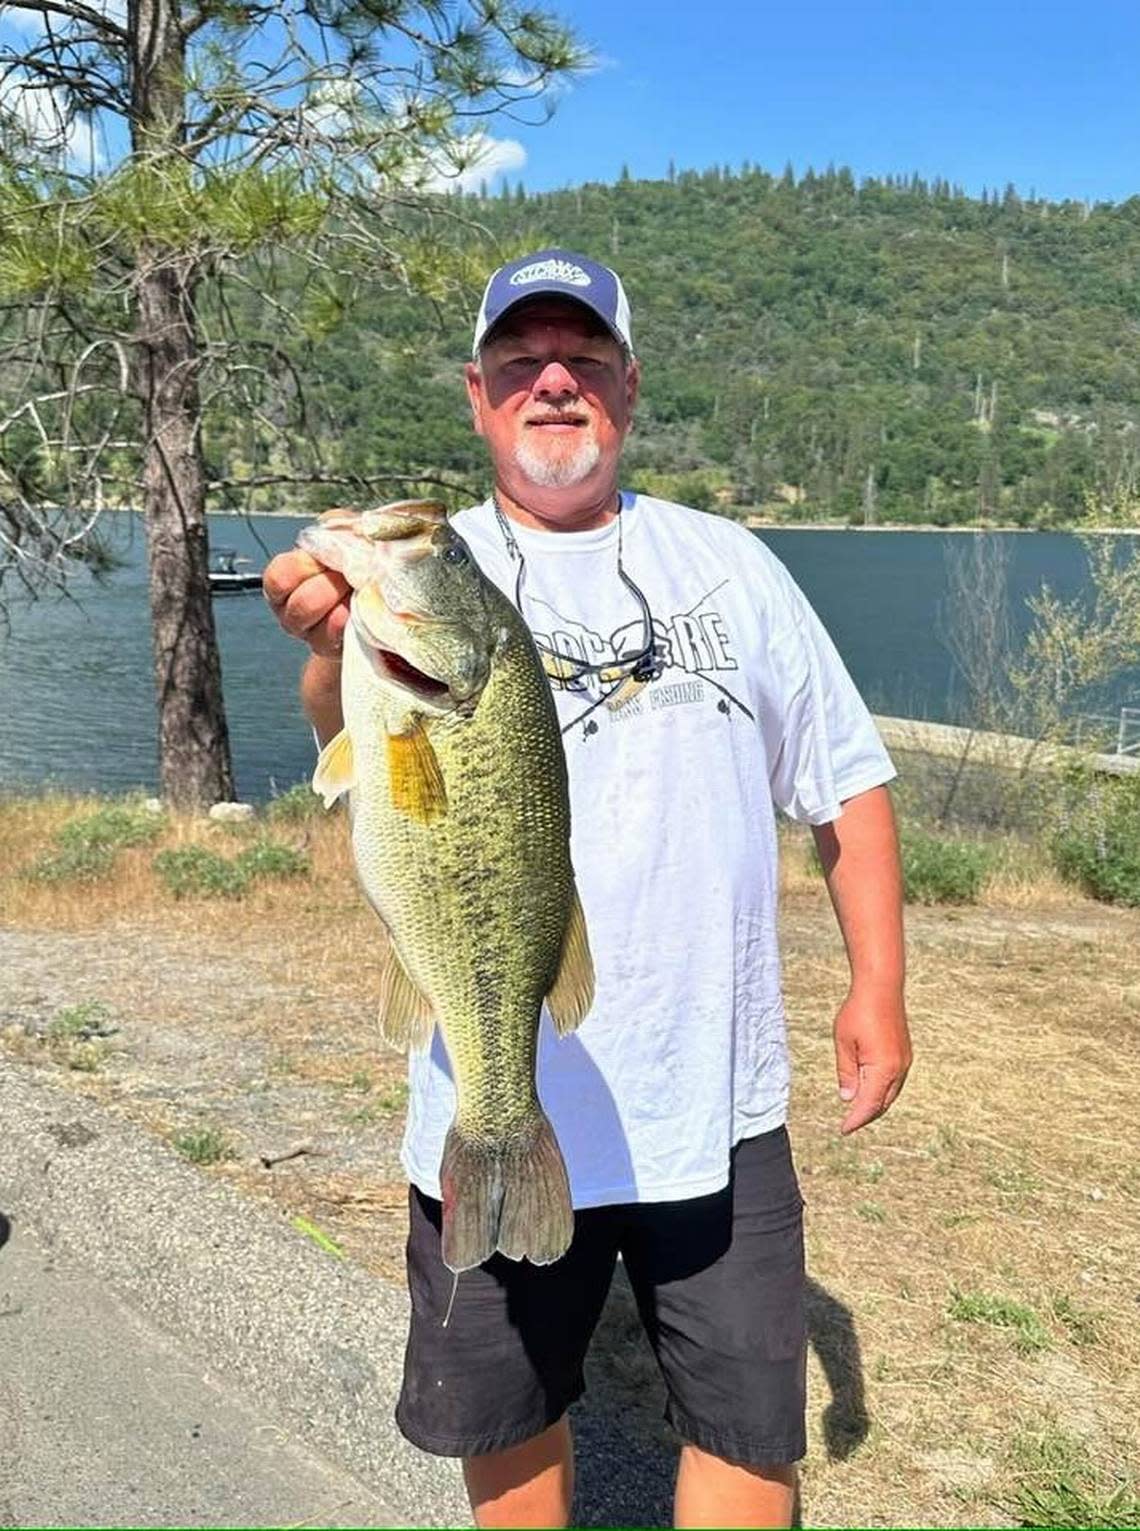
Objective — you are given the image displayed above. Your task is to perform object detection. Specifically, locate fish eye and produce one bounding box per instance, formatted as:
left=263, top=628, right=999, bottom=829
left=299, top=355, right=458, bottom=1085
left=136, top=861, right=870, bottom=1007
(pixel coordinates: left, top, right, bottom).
left=441, top=544, right=468, bottom=566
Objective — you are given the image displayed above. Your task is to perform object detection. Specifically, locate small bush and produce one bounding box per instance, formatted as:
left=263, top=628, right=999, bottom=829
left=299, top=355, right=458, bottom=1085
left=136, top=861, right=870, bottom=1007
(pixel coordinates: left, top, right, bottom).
left=1051, top=773, right=1140, bottom=906
left=901, top=828, right=991, bottom=904
left=265, top=782, right=322, bottom=824
left=172, top=1127, right=235, bottom=1164
left=24, top=841, right=117, bottom=883
left=57, top=803, right=165, bottom=852
left=234, top=840, right=309, bottom=880
left=153, top=839, right=308, bottom=898
left=154, top=846, right=251, bottom=899
left=47, top=999, right=114, bottom=1041
left=21, top=800, right=165, bottom=883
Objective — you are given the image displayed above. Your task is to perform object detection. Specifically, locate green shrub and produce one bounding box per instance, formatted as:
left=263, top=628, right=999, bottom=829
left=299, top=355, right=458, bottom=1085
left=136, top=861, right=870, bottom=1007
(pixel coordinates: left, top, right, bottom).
left=153, top=838, right=308, bottom=898
left=1051, top=773, right=1140, bottom=906
left=265, top=782, right=322, bottom=823
left=47, top=999, right=114, bottom=1041
left=234, top=840, right=309, bottom=880
left=172, top=1127, right=235, bottom=1164
left=24, top=841, right=117, bottom=883
left=57, top=802, right=165, bottom=852
left=900, top=828, right=991, bottom=904
left=154, top=846, right=251, bottom=898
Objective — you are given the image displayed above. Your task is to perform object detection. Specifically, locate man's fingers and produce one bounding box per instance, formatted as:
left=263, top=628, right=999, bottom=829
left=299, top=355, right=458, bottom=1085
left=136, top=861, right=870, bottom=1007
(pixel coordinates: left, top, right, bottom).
left=263, top=552, right=351, bottom=646
left=835, top=1037, right=859, bottom=1104
left=840, top=1064, right=898, bottom=1136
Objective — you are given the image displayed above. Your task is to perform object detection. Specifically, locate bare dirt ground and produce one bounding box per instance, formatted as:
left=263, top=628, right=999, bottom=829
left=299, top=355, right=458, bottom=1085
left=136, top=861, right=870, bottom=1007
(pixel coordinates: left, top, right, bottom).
left=2, top=798, right=1138, bottom=1527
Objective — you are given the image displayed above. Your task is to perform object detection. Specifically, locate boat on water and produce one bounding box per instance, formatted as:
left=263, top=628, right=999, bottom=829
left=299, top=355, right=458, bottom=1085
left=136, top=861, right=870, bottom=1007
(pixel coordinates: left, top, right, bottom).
left=209, top=548, right=263, bottom=595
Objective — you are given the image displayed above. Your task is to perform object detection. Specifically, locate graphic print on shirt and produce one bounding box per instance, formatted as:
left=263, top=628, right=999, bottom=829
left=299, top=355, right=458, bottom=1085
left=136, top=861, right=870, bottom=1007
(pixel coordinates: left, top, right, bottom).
left=525, top=577, right=755, bottom=725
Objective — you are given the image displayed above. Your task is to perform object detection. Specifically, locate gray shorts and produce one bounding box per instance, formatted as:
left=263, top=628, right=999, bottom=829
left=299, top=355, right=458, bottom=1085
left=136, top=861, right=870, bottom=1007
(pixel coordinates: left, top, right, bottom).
left=395, top=1126, right=807, bottom=1466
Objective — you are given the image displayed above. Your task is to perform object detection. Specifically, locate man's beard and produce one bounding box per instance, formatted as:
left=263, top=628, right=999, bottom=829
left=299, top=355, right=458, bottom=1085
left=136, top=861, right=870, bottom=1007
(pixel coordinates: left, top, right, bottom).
left=513, top=428, right=601, bottom=489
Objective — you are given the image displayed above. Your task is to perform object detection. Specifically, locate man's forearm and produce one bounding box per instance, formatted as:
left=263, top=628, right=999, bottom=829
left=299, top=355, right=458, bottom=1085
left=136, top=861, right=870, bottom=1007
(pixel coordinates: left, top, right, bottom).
left=811, top=785, right=905, bottom=993
left=302, top=654, right=345, bottom=746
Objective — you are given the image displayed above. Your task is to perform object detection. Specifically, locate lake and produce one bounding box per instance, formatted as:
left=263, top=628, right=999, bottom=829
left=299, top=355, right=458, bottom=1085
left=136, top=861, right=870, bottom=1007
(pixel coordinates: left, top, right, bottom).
left=1, top=511, right=1136, bottom=801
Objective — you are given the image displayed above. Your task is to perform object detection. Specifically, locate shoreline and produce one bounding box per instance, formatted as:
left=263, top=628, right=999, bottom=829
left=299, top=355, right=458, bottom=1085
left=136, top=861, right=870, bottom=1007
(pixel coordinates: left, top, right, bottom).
left=89, top=505, right=1140, bottom=534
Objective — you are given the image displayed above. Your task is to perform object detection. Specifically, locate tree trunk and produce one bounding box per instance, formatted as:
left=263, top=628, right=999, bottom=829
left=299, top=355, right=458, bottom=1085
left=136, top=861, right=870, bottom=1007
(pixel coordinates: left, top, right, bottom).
left=137, top=255, right=234, bottom=808
left=132, top=0, right=234, bottom=808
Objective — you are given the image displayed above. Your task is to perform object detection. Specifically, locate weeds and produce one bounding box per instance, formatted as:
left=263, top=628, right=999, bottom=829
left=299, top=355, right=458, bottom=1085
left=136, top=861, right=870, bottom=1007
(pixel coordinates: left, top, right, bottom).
left=1050, top=1293, right=1103, bottom=1348
left=949, top=1290, right=1052, bottom=1354
left=266, top=783, right=323, bottom=824
left=57, top=803, right=165, bottom=852
left=1007, top=1427, right=1140, bottom=1528
left=172, top=1127, right=235, bottom=1164
left=23, top=802, right=165, bottom=883
left=234, top=841, right=309, bottom=880
left=154, top=846, right=251, bottom=898
left=901, top=827, right=993, bottom=904
left=153, top=839, right=308, bottom=898
left=24, top=841, right=116, bottom=883
left=47, top=999, right=115, bottom=1041
left=1052, top=772, right=1140, bottom=907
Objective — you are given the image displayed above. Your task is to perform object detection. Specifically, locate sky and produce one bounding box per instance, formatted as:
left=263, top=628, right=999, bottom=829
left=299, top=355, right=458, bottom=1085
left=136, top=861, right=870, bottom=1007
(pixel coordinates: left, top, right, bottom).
left=483, top=0, right=1140, bottom=205
left=2, top=0, right=1139, bottom=204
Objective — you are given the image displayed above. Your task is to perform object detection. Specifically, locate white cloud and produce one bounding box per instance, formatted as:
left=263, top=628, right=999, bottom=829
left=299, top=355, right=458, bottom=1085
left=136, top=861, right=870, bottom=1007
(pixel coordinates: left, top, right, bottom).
left=0, top=74, right=101, bottom=167
left=301, top=78, right=359, bottom=140
left=420, top=132, right=526, bottom=194
left=1, top=0, right=126, bottom=36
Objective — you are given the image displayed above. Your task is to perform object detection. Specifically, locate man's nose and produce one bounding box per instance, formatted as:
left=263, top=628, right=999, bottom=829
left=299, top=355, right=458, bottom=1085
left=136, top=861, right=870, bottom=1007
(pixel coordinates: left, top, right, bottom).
left=533, top=359, right=578, bottom=400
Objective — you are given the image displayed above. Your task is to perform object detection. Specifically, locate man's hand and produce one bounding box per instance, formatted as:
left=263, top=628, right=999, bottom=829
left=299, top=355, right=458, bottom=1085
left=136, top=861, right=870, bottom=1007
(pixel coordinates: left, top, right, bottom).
left=263, top=549, right=349, bottom=743
left=833, top=985, right=912, bottom=1135
left=263, top=549, right=350, bottom=658
left=811, top=785, right=911, bottom=1135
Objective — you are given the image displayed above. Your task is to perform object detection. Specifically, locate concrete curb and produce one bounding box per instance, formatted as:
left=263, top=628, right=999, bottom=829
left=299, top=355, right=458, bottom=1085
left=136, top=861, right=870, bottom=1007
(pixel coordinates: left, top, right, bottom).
left=0, top=1060, right=468, bottom=1527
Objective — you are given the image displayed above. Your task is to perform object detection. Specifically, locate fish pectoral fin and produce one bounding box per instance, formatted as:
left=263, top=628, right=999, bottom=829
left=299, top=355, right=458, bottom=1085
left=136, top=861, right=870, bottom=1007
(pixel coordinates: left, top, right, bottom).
left=377, top=946, right=434, bottom=1051
left=546, top=886, right=595, bottom=1036
left=312, top=728, right=356, bottom=807
left=387, top=722, right=447, bottom=824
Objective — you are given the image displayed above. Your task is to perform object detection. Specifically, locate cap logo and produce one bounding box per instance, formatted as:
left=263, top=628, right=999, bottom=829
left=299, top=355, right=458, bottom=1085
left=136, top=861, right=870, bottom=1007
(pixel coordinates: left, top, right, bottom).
left=509, top=258, right=591, bottom=289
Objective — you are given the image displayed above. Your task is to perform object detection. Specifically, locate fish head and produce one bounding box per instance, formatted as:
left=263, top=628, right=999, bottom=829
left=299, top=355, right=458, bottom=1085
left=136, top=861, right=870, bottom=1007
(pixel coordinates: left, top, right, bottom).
left=297, top=501, right=495, bottom=715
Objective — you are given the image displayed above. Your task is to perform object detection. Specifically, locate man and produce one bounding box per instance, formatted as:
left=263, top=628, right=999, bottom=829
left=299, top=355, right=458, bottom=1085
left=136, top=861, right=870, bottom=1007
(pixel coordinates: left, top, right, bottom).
left=264, top=248, right=911, bottom=1530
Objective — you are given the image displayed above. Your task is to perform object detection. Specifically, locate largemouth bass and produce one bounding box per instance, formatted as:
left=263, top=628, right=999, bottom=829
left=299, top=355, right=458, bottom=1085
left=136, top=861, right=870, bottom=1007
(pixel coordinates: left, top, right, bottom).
left=298, top=501, right=594, bottom=1273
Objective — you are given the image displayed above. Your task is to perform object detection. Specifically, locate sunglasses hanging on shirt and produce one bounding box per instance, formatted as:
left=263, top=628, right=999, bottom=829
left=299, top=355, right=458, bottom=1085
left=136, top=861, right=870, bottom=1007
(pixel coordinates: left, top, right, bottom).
left=492, top=493, right=665, bottom=732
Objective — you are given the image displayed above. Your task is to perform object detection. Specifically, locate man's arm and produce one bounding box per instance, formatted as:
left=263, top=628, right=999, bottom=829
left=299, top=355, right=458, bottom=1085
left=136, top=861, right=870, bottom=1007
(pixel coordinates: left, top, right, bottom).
left=810, top=784, right=911, bottom=1135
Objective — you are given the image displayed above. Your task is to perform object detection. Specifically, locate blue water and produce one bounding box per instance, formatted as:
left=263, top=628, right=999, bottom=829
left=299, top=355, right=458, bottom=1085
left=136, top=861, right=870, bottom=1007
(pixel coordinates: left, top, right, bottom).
left=0, top=512, right=1136, bottom=800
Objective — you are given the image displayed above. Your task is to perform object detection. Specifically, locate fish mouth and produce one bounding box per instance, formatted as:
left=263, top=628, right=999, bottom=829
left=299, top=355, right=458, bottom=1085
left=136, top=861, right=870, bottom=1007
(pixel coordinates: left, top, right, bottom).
left=366, top=643, right=454, bottom=708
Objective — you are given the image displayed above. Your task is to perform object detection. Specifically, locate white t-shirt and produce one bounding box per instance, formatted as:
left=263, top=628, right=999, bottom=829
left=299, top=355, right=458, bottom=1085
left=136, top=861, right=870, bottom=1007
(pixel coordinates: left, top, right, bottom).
left=400, top=494, right=895, bottom=1208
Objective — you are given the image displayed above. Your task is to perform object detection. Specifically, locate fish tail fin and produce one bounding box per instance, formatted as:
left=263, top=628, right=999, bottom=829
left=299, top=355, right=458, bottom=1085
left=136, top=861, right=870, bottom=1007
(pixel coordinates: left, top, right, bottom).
left=439, top=1113, right=573, bottom=1274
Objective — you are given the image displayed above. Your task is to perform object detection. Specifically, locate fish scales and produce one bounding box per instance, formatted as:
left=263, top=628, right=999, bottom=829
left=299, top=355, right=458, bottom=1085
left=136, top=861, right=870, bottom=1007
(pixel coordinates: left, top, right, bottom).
left=349, top=598, right=573, bottom=1138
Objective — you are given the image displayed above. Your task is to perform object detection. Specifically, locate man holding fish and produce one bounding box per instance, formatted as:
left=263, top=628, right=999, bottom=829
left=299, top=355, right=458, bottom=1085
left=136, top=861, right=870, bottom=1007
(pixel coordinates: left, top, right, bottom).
left=264, top=249, right=911, bottom=1530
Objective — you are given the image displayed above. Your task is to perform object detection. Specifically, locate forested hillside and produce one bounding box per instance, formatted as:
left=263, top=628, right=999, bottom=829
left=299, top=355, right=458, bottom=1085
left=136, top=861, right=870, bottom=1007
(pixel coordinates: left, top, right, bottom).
left=211, top=164, right=1140, bottom=526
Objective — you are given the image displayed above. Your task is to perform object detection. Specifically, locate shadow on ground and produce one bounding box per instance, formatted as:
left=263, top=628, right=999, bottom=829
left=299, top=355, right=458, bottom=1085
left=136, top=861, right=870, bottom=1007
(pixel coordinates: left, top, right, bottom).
left=571, top=1271, right=867, bottom=1528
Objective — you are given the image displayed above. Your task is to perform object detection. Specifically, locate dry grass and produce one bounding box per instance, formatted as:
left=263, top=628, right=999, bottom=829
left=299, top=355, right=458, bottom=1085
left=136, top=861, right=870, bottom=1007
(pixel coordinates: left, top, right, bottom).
left=3, top=792, right=1138, bottom=1527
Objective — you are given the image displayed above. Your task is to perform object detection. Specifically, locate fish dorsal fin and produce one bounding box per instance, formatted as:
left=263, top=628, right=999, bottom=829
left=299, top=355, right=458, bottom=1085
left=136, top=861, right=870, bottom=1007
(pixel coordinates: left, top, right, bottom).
left=377, top=944, right=434, bottom=1051
left=313, top=728, right=356, bottom=807
left=546, top=886, right=595, bottom=1036
left=387, top=721, right=447, bottom=823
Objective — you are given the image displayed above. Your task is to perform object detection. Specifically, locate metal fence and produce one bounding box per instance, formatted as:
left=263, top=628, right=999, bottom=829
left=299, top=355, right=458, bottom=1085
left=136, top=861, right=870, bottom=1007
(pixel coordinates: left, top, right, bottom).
left=1072, top=706, right=1140, bottom=757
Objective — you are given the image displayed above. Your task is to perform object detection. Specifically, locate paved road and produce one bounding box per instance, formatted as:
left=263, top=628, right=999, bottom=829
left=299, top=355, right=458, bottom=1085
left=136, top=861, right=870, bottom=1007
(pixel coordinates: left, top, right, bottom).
left=0, top=1061, right=471, bottom=1528
left=0, top=1061, right=677, bottom=1528
left=0, top=1216, right=396, bottom=1528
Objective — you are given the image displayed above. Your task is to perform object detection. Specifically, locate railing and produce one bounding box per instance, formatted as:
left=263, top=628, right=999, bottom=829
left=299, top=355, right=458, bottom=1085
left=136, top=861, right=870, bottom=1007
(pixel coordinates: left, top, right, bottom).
left=1071, top=706, right=1140, bottom=757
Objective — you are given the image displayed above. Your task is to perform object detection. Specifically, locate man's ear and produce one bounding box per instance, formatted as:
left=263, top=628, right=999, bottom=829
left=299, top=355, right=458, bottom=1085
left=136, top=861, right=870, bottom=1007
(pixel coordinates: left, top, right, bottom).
left=625, top=357, right=641, bottom=415
left=464, top=361, right=486, bottom=437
